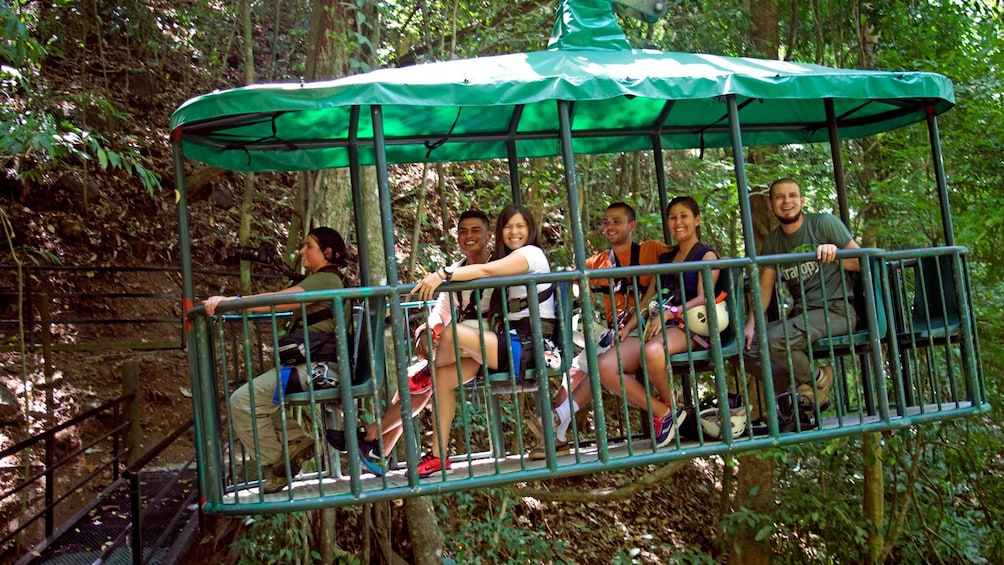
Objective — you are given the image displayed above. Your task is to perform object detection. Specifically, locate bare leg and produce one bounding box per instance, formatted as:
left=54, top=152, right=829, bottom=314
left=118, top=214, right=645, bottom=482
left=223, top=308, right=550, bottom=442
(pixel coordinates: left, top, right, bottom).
left=643, top=327, right=689, bottom=403
left=427, top=331, right=498, bottom=459
left=596, top=337, right=661, bottom=410
left=364, top=388, right=433, bottom=454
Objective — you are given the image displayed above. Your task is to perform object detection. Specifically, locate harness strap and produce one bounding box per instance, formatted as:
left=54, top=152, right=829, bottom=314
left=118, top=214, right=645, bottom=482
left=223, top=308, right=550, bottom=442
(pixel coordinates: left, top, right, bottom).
left=507, top=284, right=555, bottom=313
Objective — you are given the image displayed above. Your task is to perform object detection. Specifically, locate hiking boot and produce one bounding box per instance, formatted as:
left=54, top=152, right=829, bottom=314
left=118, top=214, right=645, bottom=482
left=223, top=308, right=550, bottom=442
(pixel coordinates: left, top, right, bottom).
left=261, top=470, right=289, bottom=494
left=230, top=462, right=264, bottom=487
left=416, top=452, right=452, bottom=478
left=408, top=361, right=432, bottom=395
left=263, top=437, right=316, bottom=493
left=797, top=365, right=834, bottom=411
left=528, top=438, right=570, bottom=461
left=524, top=408, right=559, bottom=440
left=653, top=406, right=687, bottom=448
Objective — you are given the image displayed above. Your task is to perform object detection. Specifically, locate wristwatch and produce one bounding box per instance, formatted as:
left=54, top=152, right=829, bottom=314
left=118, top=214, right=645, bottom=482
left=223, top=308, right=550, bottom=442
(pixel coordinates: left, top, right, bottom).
left=667, top=305, right=680, bottom=319
left=441, top=265, right=455, bottom=281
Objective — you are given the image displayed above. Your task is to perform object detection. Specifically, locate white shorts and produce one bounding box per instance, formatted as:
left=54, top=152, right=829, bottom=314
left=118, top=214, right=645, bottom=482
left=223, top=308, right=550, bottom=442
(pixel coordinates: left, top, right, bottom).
left=571, top=327, right=640, bottom=371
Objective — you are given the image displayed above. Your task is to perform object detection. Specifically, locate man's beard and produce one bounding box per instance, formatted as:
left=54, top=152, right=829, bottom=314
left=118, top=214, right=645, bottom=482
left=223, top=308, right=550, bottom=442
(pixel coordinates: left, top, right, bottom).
left=777, top=211, right=802, bottom=225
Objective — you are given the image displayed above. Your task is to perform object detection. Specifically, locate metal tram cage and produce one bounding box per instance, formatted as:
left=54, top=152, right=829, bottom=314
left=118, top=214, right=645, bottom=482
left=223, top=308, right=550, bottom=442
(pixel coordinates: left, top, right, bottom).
left=168, top=0, right=986, bottom=514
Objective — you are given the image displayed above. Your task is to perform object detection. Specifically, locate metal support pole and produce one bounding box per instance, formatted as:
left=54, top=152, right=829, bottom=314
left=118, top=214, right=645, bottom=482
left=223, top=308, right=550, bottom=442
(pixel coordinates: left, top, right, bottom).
left=348, top=106, right=372, bottom=287
left=507, top=141, right=522, bottom=205
left=727, top=95, right=778, bottom=434
left=557, top=99, right=606, bottom=457
left=926, top=109, right=955, bottom=246
left=825, top=99, right=851, bottom=227
left=652, top=136, right=670, bottom=243
left=370, top=105, right=417, bottom=481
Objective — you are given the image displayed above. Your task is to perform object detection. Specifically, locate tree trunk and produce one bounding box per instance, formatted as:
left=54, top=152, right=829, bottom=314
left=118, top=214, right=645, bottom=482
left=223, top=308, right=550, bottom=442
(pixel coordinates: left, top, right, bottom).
left=730, top=453, right=774, bottom=564
left=406, top=497, right=445, bottom=565
left=731, top=5, right=780, bottom=563
left=407, top=163, right=431, bottom=278
left=302, top=0, right=385, bottom=286
left=863, top=432, right=885, bottom=564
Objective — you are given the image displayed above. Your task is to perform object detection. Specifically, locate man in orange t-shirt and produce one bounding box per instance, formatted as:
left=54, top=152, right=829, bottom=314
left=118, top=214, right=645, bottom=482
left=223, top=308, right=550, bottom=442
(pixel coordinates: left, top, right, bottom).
left=586, top=202, right=669, bottom=326
left=530, top=202, right=668, bottom=459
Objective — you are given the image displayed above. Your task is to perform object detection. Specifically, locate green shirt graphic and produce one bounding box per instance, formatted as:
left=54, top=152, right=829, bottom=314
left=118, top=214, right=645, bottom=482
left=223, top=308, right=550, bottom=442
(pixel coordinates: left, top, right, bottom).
left=763, top=213, right=854, bottom=310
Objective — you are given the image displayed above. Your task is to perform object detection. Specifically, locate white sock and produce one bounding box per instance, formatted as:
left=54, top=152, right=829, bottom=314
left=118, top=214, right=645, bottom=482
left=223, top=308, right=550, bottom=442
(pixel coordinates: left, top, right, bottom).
left=554, top=400, right=578, bottom=442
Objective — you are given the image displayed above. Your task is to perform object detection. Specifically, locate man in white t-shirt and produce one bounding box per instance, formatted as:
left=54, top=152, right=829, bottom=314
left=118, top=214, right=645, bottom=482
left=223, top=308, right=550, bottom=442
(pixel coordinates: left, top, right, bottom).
left=413, top=210, right=494, bottom=360
left=324, top=210, right=492, bottom=474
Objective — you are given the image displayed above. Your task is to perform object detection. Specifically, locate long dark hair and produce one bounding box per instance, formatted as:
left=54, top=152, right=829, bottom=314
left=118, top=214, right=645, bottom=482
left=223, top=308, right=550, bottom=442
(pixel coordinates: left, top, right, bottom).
left=666, top=196, right=702, bottom=241
left=492, top=204, right=539, bottom=260
left=488, top=203, right=541, bottom=323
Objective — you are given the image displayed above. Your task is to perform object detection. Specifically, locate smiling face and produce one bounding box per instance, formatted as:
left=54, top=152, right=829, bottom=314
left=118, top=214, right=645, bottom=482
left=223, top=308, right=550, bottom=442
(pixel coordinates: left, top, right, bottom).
left=667, top=202, right=701, bottom=244
left=299, top=235, right=328, bottom=273
left=601, top=205, right=635, bottom=246
left=457, top=216, right=491, bottom=261
left=769, top=180, right=806, bottom=226
left=501, top=212, right=532, bottom=251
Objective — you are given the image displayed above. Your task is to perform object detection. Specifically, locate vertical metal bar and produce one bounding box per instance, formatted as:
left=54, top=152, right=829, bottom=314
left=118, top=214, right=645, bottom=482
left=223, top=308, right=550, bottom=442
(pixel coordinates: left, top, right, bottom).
left=825, top=99, right=851, bottom=227
left=370, top=105, right=416, bottom=482
left=39, top=294, right=54, bottom=536
left=170, top=131, right=196, bottom=317
left=652, top=136, right=671, bottom=243
left=507, top=141, right=522, bottom=206
left=927, top=110, right=955, bottom=246
left=128, top=470, right=142, bottom=565
left=726, top=95, right=778, bottom=434
left=953, top=252, right=981, bottom=407
left=348, top=106, right=371, bottom=287
left=171, top=132, right=219, bottom=505
left=557, top=99, right=606, bottom=458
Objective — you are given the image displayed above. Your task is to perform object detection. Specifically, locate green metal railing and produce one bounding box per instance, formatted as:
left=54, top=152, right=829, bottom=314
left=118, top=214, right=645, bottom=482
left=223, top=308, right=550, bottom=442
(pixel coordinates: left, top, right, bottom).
left=186, top=246, right=987, bottom=515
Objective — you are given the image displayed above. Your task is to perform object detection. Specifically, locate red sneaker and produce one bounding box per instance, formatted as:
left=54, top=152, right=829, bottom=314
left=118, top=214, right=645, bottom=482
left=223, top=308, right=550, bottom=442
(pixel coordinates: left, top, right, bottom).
left=408, top=361, right=432, bottom=394
left=416, top=452, right=452, bottom=478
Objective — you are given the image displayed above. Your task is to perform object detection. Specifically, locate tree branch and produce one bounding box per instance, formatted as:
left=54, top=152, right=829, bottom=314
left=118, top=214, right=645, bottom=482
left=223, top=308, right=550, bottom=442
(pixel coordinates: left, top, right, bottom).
left=517, top=460, right=689, bottom=502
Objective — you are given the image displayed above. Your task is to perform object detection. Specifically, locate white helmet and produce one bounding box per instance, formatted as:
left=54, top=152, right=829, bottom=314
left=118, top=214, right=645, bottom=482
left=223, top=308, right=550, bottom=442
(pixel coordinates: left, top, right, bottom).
left=698, top=404, right=748, bottom=440
left=684, top=300, right=730, bottom=336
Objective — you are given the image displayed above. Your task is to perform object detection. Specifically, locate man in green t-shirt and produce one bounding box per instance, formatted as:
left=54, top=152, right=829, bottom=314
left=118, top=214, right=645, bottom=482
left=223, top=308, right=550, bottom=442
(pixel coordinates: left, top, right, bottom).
left=744, top=178, right=861, bottom=412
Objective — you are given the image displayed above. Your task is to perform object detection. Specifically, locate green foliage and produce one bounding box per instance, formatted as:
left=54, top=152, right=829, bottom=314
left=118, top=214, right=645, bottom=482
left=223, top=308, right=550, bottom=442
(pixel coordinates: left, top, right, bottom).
left=232, top=512, right=317, bottom=565
left=721, top=418, right=1004, bottom=564
left=1, top=1, right=43, bottom=67
left=435, top=488, right=571, bottom=564
left=1, top=2, right=161, bottom=195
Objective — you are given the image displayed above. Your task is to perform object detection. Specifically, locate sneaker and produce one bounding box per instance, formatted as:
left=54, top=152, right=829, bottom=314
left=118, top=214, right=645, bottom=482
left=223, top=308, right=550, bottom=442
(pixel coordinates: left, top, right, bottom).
left=653, top=406, right=687, bottom=448
left=797, top=365, right=834, bottom=411
left=528, top=439, right=571, bottom=461
left=324, top=427, right=367, bottom=452
left=359, top=446, right=385, bottom=477
left=408, top=361, right=432, bottom=395
left=416, top=452, right=452, bottom=478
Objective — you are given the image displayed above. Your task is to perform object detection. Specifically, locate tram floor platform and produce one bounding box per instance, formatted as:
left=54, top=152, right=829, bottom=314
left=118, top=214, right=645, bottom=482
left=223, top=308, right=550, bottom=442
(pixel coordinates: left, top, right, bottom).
left=220, top=400, right=974, bottom=506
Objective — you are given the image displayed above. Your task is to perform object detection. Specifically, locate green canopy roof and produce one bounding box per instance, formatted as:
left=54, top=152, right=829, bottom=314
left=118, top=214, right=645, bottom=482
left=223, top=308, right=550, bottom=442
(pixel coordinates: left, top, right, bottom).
left=171, top=44, right=954, bottom=174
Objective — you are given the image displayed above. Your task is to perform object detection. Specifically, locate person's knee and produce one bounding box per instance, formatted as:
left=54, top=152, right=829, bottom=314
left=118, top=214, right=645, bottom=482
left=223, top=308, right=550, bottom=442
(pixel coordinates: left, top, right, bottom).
left=230, top=384, right=251, bottom=411
left=439, top=324, right=456, bottom=344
